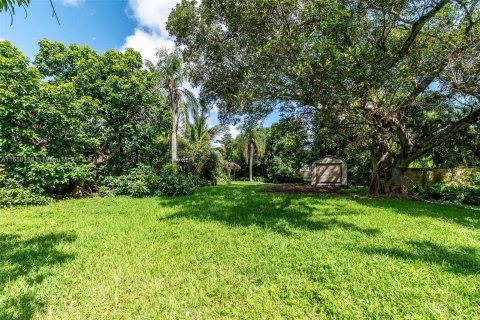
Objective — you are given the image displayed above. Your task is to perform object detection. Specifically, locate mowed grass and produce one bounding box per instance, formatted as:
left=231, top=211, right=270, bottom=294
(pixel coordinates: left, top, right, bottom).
left=0, top=183, right=479, bottom=319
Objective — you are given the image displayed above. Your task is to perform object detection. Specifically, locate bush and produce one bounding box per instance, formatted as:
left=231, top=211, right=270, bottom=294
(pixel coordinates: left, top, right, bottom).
left=410, top=184, right=480, bottom=205
left=0, top=178, right=51, bottom=207
left=266, top=157, right=302, bottom=183
left=182, top=145, right=219, bottom=185
left=188, top=175, right=210, bottom=187
left=215, top=167, right=231, bottom=184
left=157, top=164, right=194, bottom=196
left=468, top=171, right=480, bottom=186
left=100, top=164, right=159, bottom=197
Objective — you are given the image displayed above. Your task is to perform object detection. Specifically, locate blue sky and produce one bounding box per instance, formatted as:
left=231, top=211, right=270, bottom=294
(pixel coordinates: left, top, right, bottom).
left=0, top=0, right=279, bottom=135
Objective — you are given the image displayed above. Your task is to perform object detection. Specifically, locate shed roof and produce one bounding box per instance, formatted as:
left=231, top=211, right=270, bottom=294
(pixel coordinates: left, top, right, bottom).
left=312, top=156, right=345, bottom=163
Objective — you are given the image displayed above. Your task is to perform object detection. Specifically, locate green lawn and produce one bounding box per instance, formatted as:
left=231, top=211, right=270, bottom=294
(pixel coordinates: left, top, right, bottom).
left=1, top=183, right=479, bottom=319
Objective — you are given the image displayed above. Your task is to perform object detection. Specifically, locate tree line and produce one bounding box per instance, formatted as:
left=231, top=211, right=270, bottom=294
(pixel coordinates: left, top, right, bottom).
left=0, top=40, right=227, bottom=204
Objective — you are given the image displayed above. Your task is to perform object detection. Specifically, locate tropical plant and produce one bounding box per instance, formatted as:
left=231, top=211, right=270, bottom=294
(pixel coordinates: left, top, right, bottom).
left=237, top=127, right=266, bottom=182
left=147, top=47, right=197, bottom=164
left=184, top=102, right=224, bottom=146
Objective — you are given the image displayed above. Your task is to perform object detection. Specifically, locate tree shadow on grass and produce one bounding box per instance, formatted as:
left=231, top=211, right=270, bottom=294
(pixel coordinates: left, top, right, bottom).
left=359, top=240, right=480, bottom=275
left=0, top=232, right=76, bottom=319
left=158, top=185, right=380, bottom=237
left=351, top=197, right=480, bottom=229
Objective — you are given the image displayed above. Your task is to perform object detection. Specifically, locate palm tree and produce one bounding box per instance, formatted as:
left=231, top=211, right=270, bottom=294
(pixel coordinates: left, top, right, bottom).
left=184, top=102, right=224, bottom=146
left=237, top=128, right=266, bottom=182
left=147, top=47, right=197, bottom=164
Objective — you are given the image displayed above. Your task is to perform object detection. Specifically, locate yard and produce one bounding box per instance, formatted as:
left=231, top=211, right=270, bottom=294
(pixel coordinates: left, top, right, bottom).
left=1, top=183, right=479, bottom=319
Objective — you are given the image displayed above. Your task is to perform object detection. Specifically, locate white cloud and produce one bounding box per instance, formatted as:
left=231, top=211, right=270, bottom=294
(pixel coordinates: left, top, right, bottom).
left=59, top=0, right=84, bottom=7
left=228, top=125, right=240, bottom=138
left=122, top=0, right=182, bottom=63
left=121, top=28, right=174, bottom=63
left=127, top=0, right=180, bottom=36
left=211, top=104, right=219, bottom=114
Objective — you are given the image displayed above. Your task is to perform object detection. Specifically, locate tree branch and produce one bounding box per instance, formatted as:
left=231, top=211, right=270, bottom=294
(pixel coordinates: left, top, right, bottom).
left=399, top=62, right=446, bottom=110
left=95, top=143, right=122, bottom=165
left=398, top=0, right=450, bottom=57
left=411, top=107, right=480, bottom=160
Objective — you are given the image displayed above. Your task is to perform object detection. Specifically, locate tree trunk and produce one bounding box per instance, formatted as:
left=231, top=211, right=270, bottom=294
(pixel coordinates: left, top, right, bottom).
left=73, top=180, right=85, bottom=199
left=369, top=166, right=408, bottom=197
left=171, top=111, right=178, bottom=164
left=249, top=141, right=254, bottom=182
left=368, top=147, right=410, bottom=197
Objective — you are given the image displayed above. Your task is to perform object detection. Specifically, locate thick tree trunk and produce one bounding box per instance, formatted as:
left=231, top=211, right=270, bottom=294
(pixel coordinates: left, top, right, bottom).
left=369, top=166, right=408, bottom=197
left=249, top=142, right=254, bottom=182
left=368, top=146, right=410, bottom=197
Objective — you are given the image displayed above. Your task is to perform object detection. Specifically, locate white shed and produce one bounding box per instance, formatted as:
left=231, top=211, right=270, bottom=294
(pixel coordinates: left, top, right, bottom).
left=311, top=156, right=347, bottom=186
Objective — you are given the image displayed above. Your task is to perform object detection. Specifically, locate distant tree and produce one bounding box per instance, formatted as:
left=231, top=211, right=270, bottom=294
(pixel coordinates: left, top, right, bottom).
left=264, top=117, right=308, bottom=182
left=431, top=125, right=480, bottom=168
left=216, top=133, right=235, bottom=161
left=237, top=127, right=266, bottom=182
left=147, top=48, right=197, bottom=164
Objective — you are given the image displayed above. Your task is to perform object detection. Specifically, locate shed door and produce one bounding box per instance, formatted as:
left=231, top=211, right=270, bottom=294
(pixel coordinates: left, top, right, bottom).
left=316, top=164, right=342, bottom=184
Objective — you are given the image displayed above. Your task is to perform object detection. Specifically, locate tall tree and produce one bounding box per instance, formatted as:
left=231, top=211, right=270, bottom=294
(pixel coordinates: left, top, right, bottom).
left=33, top=40, right=160, bottom=196
left=147, top=48, right=197, bottom=164
left=168, top=0, right=480, bottom=196
left=237, top=128, right=266, bottom=182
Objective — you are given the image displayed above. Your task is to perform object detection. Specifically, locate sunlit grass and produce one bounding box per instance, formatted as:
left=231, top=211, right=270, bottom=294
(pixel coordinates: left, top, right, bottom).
left=0, top=183, right=479, bottom=319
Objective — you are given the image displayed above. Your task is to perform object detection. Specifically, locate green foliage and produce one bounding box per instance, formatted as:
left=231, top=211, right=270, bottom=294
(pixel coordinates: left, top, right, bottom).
left=146, top=47, right=197, bottom=163
left=180, top=102, right=223, bottom=185
left=0, top=178, right=51, bottom=207
left=157, top=164, right=194, bottom=196
left=100, top=164, right=159, bottom=198
left=264, top=117, right=308, bottom=182
left=411, top=184, right=480, bottom=205
left=0, top=0, right=29, bottom=14
left=184, top=102, right=224, bottom=145
left=468, top=171, right=480, bottom=186
left=266, top=156, right=301, bottom=183
left=0, top=40, right=170, bottom=205
left=20, top=162, right=93, bottom=191
left=430, top=127, right=480, bottom=168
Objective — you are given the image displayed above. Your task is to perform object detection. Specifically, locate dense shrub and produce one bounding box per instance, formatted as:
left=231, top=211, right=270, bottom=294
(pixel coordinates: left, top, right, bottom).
left=0, top=178, right=51, bottom=207
left=410, top=184, right=480, bottom=205
left=182, top=145, right=220, bottom=185
left=468, top=171, right=480, bottom=186
left=100, top=164, right=159, bottom=197
left=266, top=157, right=302, bottom=183
left=188, top=175, right=210, bottom=187
left=214, top=167, right=231, bottom=184
left=157, top=164, right=194, bottom=196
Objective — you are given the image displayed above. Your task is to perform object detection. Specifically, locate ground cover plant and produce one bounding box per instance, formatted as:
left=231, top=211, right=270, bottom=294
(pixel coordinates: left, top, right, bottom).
left=0, top=183, right=478, bottom=319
